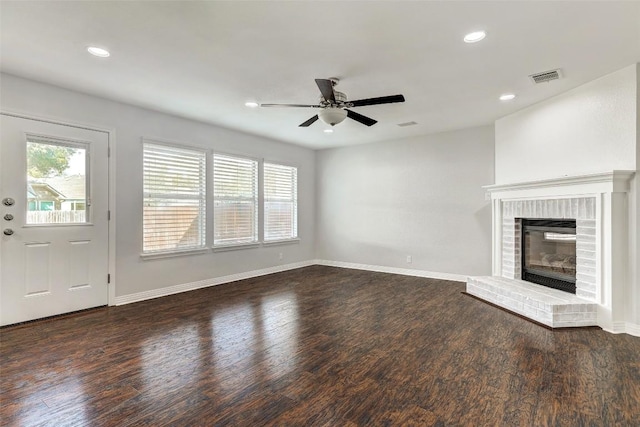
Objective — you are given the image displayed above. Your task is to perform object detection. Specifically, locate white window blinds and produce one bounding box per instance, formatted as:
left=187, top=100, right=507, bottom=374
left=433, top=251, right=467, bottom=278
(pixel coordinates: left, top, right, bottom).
left=143, top=142, right=206, bottom=253
left=213, top=153, right=258, bottom=246
left=264, top=163, right=298, bottom=241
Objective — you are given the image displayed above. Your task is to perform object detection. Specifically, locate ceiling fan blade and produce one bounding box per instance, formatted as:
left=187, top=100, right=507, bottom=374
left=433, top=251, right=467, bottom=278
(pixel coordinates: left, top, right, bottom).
left=299, top=115, right=319, bottom=127
left=348, top=94, right=405, bottom=107
left=260, top=103, right=321, bottom=108
left=346, top=109, right=377, bottom=126
left=315, top=79, right=336, bottom=103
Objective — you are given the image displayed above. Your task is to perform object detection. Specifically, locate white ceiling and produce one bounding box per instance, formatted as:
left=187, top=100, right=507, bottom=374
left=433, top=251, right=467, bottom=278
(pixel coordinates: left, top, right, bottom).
left=1, top=1, right=639, bottom=150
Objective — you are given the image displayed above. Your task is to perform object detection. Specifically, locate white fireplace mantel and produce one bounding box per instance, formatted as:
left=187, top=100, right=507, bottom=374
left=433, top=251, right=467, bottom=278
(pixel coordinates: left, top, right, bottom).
left=473, top=170, right=636, bottom=334
left=483, top=170, right=635, bottom=198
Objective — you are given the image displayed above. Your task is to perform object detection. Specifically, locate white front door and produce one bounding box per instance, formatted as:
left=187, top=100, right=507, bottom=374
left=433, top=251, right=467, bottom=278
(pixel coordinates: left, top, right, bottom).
left=0, top=114, right=109, bottom=326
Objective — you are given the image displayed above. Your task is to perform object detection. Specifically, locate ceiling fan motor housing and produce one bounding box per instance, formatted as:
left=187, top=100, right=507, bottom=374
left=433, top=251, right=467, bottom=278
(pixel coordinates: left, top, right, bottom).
left=321, top=90, right=347, bottom=105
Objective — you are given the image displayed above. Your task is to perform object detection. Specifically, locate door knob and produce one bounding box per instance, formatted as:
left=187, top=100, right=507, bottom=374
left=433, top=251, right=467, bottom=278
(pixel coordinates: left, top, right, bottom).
left=4, top=214, right=14, bottom=221
left=2, top=198, right=15, bottom=206
left=3, top=228, right=14, bottom=236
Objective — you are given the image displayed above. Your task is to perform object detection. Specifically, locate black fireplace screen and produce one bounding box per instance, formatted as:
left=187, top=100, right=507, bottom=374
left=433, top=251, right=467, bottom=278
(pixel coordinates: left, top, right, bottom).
left=521, top=219, right=577, bottom=294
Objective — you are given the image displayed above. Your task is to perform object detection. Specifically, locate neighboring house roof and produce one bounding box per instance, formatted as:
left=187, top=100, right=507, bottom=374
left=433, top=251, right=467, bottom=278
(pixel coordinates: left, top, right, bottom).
left=28, top=181, right=65, bottom=200
left=35, top=175, right=86, bottom=200
left=26, top=183, right=38, bottom=199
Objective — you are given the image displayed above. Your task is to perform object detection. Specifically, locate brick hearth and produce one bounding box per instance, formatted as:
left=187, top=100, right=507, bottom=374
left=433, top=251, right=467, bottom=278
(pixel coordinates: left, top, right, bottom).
left=467, top=276, right=596, bottom=328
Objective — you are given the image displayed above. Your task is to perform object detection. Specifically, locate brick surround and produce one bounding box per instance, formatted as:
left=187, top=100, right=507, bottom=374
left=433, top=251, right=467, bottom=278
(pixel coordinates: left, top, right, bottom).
left=500, top=198, right=597, bottom=300
left=466, top=171, right=635, bottom=332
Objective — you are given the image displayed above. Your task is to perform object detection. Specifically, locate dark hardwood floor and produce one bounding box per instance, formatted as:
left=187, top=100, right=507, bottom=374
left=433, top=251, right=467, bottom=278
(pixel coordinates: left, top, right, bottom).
left=1, top=265, right=639, bottom=426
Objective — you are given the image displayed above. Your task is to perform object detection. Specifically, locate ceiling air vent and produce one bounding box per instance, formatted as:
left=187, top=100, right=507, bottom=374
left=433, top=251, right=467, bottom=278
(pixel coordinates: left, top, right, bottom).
left=529, top=69, right=562, bottom=84
left=397, top=121, right=418, bottom=127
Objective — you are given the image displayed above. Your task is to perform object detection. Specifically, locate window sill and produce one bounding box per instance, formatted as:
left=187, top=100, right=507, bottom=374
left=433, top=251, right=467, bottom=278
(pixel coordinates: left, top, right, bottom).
left=140, top=248, right=209, bottom=260
left=212, top=242, right=260, bottom=252
left=262, top=238, right=301, bottom=246
left=24, top=223, right=94, bottom=228
left=139, top=239, right=299, bottom=258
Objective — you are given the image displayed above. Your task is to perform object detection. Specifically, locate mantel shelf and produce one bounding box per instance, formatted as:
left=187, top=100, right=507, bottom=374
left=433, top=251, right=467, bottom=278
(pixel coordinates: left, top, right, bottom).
left=483, top=170, right=635, bottom=194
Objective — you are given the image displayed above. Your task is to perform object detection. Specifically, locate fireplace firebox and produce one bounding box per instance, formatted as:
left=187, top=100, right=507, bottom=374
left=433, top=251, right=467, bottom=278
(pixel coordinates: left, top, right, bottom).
left=521, top=218, right=577, bottom=294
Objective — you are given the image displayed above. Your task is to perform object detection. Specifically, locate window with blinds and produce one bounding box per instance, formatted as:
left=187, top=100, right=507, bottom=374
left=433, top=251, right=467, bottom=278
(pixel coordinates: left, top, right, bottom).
left=142, top=142, right=206, bottom=254
left=213, top=153, right=258, bottom=246
left=264, top=163, right=298, bottom=241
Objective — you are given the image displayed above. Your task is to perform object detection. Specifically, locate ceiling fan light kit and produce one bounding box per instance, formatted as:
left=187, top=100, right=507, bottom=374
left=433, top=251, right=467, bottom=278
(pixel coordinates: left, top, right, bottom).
left=260, top=78, right=405, bottom=128
left=318, top=108, right=348, bottom=126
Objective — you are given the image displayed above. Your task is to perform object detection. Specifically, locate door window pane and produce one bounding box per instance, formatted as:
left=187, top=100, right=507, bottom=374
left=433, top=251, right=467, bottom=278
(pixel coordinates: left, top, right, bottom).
left=26, top=139, right=88, bottom=224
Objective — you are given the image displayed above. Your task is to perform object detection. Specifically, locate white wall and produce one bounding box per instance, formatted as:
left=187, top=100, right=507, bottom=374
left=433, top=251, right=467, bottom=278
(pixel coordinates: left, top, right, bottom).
left=495, top=64, right=639, bottom=333
left=316, top=126, right=495, bottom=278
left=0, top=73, right=316, bottom=298
left=495, top=65, right=637, bottom=184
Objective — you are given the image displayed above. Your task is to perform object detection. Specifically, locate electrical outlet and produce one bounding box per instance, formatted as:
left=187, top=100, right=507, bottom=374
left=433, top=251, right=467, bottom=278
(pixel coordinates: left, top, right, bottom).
left=279, top=252, right=283, bottom=260
left=406, top=255, right=412, bottom=263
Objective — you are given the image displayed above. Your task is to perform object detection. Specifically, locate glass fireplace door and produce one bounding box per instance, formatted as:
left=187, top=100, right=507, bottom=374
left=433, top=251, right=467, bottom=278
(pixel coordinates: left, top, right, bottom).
left=521, top=219, right=577, bottom=293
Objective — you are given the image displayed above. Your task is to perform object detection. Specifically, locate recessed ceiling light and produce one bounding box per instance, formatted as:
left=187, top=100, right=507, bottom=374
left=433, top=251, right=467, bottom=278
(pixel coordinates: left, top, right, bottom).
left=87, top=46, right=110, bottom=57
left=464, top=31, right=486, bottom=43
left=499, top=93, right=516, bottom=101
left=323, top=129, right=333, bottom=133
left=245, top=101, right=259, bottom=108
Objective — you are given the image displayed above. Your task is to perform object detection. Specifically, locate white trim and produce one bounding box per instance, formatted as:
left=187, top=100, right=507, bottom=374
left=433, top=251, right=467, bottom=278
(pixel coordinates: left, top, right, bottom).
left=114, top=259, right=316, bottom=305
left=141, top=136, right=208, bottom=153
left=212, top=242, right=260, bottom=252
left=114, top=260, right=467, bottom=306
left=262, top=158, right=299, bottom=170
left=624, top=322, right=640, bottom=337
left=602, top=321, right=640, bottom=337
left=108, top=129, right=116, bottom=306
left=484, top=171, right=635, bottom=194
left=140, top=248, right=209, bottom=260
left=262, top=238, right=301, bottom=246
left=1, top=109, right=113, bottom=135
left=315, top=260, right=467, bottom=282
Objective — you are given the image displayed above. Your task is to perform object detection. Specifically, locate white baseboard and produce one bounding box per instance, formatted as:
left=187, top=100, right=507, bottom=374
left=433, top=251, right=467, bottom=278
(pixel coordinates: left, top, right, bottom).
left=114, top=260, right=316, bottom=305
left=625, top=322, right=640, bottom=337
left=114, top=259, right=468, bottom=306
left=114, top=259, right=638, bottom=336
left=315, top=259, right=467, bottom=282
left=605, top=321, right=640, bottom=337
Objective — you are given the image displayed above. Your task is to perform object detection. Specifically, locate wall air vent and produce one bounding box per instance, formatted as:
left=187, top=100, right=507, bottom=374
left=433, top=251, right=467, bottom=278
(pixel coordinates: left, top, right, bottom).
left=397, top=121, right=418, bottom=127
left=529, top=69, right=562, bottom=84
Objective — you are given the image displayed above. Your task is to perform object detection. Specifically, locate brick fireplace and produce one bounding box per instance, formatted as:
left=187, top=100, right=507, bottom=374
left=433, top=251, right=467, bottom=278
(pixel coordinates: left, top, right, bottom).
left=502, top=200, right=594, bottom=299
left=467, top=171, right=634, bottom=332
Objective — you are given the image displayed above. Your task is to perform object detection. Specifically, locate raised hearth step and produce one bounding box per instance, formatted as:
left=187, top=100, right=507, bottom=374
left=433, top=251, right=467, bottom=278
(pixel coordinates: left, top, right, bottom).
left=466, top=276, right=597, bottom=328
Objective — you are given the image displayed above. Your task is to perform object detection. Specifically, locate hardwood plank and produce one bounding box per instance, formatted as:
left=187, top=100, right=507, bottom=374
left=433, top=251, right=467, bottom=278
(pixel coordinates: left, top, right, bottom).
left=1, top=265, right=639, bottom=426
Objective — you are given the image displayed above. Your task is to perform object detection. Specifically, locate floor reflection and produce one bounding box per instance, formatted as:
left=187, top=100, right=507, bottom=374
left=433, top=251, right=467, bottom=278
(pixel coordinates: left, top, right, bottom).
left=211, top=302, right=257, bottom=390
left=140, top=322, right=200, bottom=390
left=25, top=376, right=87, bottom=426
left=261, top=291, right=300, bottom=378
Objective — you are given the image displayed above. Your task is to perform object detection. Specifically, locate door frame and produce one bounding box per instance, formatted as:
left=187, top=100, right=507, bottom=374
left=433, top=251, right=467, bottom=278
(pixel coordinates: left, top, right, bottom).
left=0, top=109, right=117, bottom=307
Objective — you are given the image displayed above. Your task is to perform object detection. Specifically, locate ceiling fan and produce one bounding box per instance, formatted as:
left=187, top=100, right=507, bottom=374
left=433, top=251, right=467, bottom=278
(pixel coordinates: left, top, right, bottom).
left=260, top=78, right=405, bottom=127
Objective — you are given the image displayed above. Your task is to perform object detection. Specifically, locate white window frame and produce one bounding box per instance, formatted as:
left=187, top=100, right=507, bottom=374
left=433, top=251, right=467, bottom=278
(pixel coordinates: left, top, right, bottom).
left=141, top=139, right=207, bottom=257
left=263, top=162, right=298, bottom=243
left=212, top=152, right=259, bottom=250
